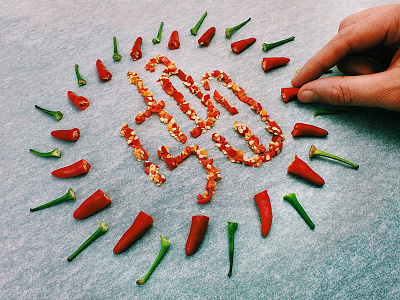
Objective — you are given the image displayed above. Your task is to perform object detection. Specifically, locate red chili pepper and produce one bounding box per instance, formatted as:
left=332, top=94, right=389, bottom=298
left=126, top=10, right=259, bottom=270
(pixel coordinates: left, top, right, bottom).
left=96, top=59, right=112, bottom=81
left=291, top=123, right=328, bottom=137
left=51, top=159, right=91, bottom=178
left=262, top=57, right=290, bottom=71
left=168, top=30, right=180, bottom=50
left=254, top=190, right=273, bottom=237
left=198, top=27, right=216, bottom=46
left=185, top=215, right=209, bottom=256
left=113, top=211, right=154, bottom=254
left=51, top=128, right=80, bottom=141
left=67, top=91, right=90, bottom=110
left=281, top=87, right=299, bottom=102
left=231, top=37, right=256, bottom=54
left=287, top=155, right=325, bottom=186
left=73, top=189, right=111, bottom=220
left=130, top=37, right=143, bottom=60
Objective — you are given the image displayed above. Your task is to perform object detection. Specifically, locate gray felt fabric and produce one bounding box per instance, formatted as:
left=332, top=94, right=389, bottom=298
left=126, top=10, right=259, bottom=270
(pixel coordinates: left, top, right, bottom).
left=1, top=0, right=399, bottom=299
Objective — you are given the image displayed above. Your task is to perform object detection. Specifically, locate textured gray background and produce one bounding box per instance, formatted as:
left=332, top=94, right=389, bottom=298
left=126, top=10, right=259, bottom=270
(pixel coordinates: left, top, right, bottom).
left=1, top=0, right=399, bottom=299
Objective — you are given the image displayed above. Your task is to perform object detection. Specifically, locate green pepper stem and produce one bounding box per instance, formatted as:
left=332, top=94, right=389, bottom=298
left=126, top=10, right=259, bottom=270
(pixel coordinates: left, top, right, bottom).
left=228, top=221, right=238, bottom=277
left=67, top=221, right=108, bottom=261
left=29, top=148, right=61, bottom=158
left=75, top=64, right=87, bottom=86
left=262, top=36, right=295, bottom=52
left=313, top=109, right=358, bottom=116
left=152, top=22, right=164, bottom=44
left=283, top=193, right=315, bottom=230
left=225, top=18, right=251, bottom=39
left=136, top=235, right=171, bottom=285
left=30, top=189, right=76, bottom=212
left=35, top=105, right=63, bottom=122
left=309, top=145, right=359, bottom=169
left=190, top=12, right=207, bottom=36
left=113, top=37, right=122, bottom=61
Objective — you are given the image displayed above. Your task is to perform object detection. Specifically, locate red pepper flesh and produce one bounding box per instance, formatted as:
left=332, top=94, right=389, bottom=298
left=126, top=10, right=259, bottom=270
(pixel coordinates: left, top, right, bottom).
left=73, top=189, right=111, bottom=220
left=185, top=215, right=209, bottom=256
left=51, top=159, right=91, bottom=178
left=291, top=123, right=328, bottom=137
left=67, top=91, right=90, bottom=110
left=254, top=190, right=273, bottom=237
left=96, top=59, right=112, bottom=81
left=113, top=211, right=154, bottom=254
left=168, top=30, right=180, bottom=50
left=262, top=57, right=290, bottom=71
left=231, top=38, right=256, bottom=54
left=287, top=155, right=325, bottom=186
left=51, top=128, right=80, bottom=141
left=130, top=37, right=143, bottom=60
left=198, top=27, right=216, bottom=46
left=281, top=87, right=299, bottom=102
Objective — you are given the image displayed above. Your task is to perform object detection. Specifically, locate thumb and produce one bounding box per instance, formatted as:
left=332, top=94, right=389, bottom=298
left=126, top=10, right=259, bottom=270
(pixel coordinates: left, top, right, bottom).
left=297, top=70, right=400, bottom=111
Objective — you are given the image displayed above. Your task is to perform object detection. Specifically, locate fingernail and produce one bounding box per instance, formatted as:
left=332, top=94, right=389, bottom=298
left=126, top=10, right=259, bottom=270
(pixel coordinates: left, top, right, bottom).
left=299, top=90, right=318, bottom=103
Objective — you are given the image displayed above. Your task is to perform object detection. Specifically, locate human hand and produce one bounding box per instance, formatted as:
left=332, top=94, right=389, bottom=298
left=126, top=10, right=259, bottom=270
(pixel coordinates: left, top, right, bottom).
left=291, top=4, right=400, bottom=112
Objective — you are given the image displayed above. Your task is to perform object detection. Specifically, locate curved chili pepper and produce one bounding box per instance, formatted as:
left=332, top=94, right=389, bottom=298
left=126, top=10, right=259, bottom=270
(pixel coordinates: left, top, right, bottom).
left=130, top=37, right=143, bottom=60
left=168, top=30, right=180, bottom=50
left=283, top=193, right=315, bottom=229
left=96, top=59, right=112, bottom=82
left=198, top=27, right=216, bottom=46
left=281, top=87, right=299, bottom=102
left=51, top=128, right=80, bottom=141
left=254, top=190, right=273, bottom=237
left=67, top=91, right=90, bottom=110
left=287, top=155, right=325, bottom=186
left=113, top=211, right=154, bottom=254
left=51, top=159, right=91, bottom=178
left=185, top=215, right=209, bottom=256
left=231, top=37, right=256, bottom=54
left=291, top=123, right=328, bottom=137
left=73, top=189, right=111, bottom=220
left=262, top=57, right=290, bottom=71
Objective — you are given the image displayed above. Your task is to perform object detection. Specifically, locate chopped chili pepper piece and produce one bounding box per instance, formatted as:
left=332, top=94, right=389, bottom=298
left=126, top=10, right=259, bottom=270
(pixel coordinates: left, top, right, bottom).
left=30, top=189, right=76, bottom=212
left=51, top=128, right=80, bottom=141
left=52, top=159, right=91, bottom=178
left=190, top=12, right=207, bottom=36
left=281, top=87, right=299, bottom=102
left=309, top=145, right=359, bottom=169
left=228, top=221, right=238, bottom=277
left=287, top=155, right=325, bottom=186
left=262, top=57, right=290, bottom=71
left=96, top=59, right=112, bottom=81
left=73, top=189, right=111, bottom=220
left=113, top=211, right=154, bottom=254
left=152, top=22, right=164, bottom=44
left=112, top=36, right=122, bottom=61
left=168, top=30, right=180, bottom=50
left=67, top=91, right=90, bottom=110
left=198, top=27, right=216, bottom=46
left=254, top=190, right=273, bottom=237
left=291, top=123, right=328, bottom=137
left=67, top=221, right=108, bottom=261
left=262, top=36, right=295, bottom=52
left=136, top=235, right=171, bottom=285
left=74, top=64, right=87, bottom=86
left=29, top=148, right=61, bottom=158
left=283, top=193, right=315, bottom=229
left=231, top=38, right=256, bottom=54
left=35, top=105, right=63, bottom=122
left=225, top=18, right=251, bottom=39
left=185, top=215, right=209, bottom=256
left=130, top=37, right=143, bottom=60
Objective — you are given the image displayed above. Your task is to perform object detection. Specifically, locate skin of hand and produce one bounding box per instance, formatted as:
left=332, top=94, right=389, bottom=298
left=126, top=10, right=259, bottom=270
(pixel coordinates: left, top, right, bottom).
left=291, top=4, right=400, bottom=112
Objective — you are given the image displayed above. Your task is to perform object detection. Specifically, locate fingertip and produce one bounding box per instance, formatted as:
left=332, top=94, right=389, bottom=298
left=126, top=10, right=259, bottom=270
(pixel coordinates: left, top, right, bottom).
left=298, top=89, right=319, bottom=103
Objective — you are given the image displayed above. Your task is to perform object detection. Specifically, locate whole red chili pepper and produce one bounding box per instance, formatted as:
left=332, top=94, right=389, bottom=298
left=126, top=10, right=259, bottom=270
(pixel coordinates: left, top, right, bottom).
left=130, top=37, right=143, bottom=60
left=185, top=215, right=209, bottom=256
left=254, top=190, right=273, bottom=237
left=287, top=155, right=325, bottom=186
left=291, top=123, right=328, bottom=137
left=281, top=87, right=299, bottom=102
left=96, top=59, right=112, bottom=81
left=52, top=159, right=91, bottom=178
left=198, top=27, right=216, bottom=46
left=67, top=91, right=90, bottom=110
left=113, top=211, right=154, bottom=254
left=231, top=37, right=256, bottom=54
left=262, top=57, right=290, bottom=71
left=73, top=189, right=111, bottom=220
left=51, top=128, right=80, bottom=141
left=168, top=30, right=180, bottom=50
